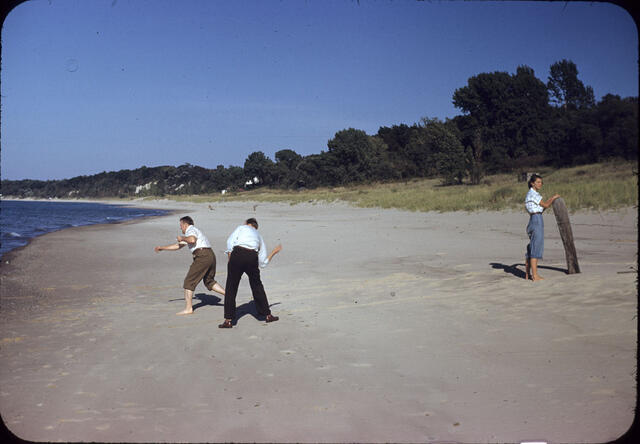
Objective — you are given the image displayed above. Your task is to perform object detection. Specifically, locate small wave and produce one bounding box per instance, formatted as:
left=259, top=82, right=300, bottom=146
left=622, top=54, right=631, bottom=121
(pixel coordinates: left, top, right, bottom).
left=8, top=232, right=23, bottom=238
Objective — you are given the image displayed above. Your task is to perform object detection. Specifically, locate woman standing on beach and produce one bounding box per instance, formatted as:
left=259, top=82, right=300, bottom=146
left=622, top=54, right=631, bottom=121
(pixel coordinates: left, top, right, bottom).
left=525, top=174, right=560, bottom=281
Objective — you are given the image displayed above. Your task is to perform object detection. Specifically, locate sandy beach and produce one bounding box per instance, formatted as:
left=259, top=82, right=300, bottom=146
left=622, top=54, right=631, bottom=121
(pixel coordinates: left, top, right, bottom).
left=0, top=200, right=636, bottom=443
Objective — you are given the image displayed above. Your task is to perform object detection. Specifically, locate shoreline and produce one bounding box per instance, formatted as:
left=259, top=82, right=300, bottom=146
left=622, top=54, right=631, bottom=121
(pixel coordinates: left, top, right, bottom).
left=1, top=199, right=185, bottom=261
left=0, top=201, right=636, bottom=442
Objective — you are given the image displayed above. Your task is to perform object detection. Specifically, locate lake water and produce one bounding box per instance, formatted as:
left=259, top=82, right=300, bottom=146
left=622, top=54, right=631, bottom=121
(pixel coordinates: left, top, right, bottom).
left=0, top=200, right=169, bottom=258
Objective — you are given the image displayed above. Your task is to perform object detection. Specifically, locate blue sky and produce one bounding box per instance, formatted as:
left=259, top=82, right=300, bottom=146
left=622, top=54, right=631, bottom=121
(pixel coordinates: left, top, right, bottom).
left=1, top=0, right=637, bottom=181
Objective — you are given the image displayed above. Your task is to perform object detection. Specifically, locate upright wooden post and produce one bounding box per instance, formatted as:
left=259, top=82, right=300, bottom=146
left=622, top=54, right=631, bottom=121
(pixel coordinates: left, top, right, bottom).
left=552, top=197, right=580, bottom=274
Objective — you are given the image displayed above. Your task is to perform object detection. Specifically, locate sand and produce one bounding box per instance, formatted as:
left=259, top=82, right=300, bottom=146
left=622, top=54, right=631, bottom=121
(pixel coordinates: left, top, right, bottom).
left=0, top=200, right=636, bottom=443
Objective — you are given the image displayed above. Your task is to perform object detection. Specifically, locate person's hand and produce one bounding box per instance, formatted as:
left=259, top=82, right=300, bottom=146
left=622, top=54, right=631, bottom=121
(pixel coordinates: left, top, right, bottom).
left=176, top=235, right=184, bottom=243
left=552, top=194, right=560, bottom=200
left=273, top=244, right=283, bottom=255
left=154, top=246, right=162, bottom=253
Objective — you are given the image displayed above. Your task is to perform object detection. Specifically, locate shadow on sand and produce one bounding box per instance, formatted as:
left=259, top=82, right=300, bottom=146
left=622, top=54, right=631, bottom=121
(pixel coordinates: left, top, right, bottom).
left=168, top=293, right=222, bottom=311
left=233, top=300, right=282, bottom=325
left=490, top=262, right=568, bottom=279
left=168, top=294, right=280, bottom=323
left=193, top=293, right=223, bottom=311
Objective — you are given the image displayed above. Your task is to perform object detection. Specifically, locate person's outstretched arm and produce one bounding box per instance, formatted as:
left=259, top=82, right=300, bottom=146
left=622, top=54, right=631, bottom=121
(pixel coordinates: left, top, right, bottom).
left=267, top=244, right=282, bottom=262
left=154, top=242, right=186, bottom=253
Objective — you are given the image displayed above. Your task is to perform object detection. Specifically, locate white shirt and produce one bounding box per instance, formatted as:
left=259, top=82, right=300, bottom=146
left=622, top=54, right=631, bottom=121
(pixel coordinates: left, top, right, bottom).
left=226, top=224, right=270, bottom=267
left=184, top=225, right=212, bottom=253
left=525, top=188, right=544, bottom=214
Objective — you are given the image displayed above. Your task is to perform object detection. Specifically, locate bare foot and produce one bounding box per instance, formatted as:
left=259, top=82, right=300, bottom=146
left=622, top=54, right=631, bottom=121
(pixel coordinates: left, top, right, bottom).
left=532, top=275, right=544, bottom=281
left=176, top=309, right=193, bottom=315
left=211, top=283, right=226, bottom=296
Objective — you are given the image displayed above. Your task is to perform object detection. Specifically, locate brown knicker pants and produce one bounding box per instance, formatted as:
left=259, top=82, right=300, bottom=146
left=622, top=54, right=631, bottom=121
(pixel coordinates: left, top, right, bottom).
left=183, top=248, right=217, bottom=291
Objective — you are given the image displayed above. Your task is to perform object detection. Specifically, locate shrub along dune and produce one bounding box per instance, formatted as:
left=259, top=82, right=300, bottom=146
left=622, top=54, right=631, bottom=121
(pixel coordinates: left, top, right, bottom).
left=159, top=160, right=637, bottom=213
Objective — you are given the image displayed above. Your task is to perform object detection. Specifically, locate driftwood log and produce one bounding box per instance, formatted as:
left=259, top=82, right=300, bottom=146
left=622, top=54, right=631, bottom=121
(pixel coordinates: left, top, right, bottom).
left=551, top=197, right=580, bottom=274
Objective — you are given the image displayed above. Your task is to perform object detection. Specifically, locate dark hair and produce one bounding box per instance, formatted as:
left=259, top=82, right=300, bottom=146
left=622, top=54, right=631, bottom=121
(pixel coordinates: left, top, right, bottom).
left=528, top=174, right=542, bottom=189
left=180, top=216, right=194, bottom=226
left=245, top=218, right=258, bottom=229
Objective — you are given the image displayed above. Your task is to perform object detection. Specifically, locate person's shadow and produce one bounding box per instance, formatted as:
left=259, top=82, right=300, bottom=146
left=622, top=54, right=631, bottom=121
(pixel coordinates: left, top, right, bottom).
left=234, top=300, right=282, bottom=324
left=490, top=262, right=568, bottom=279
left=192, top=293, right=223, bottom=311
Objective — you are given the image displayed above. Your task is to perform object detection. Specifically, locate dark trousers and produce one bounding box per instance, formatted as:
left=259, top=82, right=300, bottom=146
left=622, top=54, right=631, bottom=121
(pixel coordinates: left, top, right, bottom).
left=224, top=247, right=271, bottom=320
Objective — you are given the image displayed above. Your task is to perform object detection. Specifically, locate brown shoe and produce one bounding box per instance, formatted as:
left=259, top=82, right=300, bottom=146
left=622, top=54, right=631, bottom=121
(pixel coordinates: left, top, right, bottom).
left=218, top=320, right=232, bottom=328
left=265, top=314, right=279, bottom=323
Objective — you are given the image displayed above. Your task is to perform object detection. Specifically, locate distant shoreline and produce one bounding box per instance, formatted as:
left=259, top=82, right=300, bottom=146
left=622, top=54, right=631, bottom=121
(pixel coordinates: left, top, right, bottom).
left=0, top=200, right=181, bottom=261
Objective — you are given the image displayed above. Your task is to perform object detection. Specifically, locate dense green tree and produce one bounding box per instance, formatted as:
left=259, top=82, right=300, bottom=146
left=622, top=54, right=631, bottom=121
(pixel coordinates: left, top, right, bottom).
left=417, top=118, right=466, bottom=185
left=547, top=59, right=595, bottom=110
left=295, top=154, right=329, bottom=188
left=402, top=122, right=437, bottom=177
left=597, top=95, right=638, bottom=160
left=326, top=128, right=385, bottom=184
left=244, top=151, right=275, bottom=186
left=226, top=166, right=246, bottom=190
left=275, top=149, right=303, bottom=169
left=544, top=107, right=601, bottom=166
left=376, top=124, right=415, bottom=156
left=367, top=135, right=397, bottom=181
left=376, top=124, right=421, bottom=178
left=273, top=149, right=303, bottom=187
left=465, top=127, right=485, bottom=185
left=452, top=66, right=552, bottom=172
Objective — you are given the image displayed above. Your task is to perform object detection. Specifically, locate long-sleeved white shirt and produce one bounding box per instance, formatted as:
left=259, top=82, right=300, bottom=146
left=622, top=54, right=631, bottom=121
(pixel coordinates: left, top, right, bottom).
left=225, top=224, right=270, bottom=267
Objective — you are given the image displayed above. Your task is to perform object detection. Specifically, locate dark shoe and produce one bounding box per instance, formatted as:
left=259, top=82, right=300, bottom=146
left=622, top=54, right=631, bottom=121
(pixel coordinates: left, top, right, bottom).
left=265, top=314, right=279, bottom=323
left=218, top=320, right=232, bottom=328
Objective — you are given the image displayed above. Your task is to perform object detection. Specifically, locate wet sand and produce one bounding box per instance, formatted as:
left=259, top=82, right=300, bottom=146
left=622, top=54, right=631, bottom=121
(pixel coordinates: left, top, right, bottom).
left=0, top=200, right=636, bottom=443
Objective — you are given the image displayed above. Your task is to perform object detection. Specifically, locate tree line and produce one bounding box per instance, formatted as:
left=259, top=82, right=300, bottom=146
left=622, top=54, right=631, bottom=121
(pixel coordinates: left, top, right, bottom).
left=2, top=59, right=637, bottom=198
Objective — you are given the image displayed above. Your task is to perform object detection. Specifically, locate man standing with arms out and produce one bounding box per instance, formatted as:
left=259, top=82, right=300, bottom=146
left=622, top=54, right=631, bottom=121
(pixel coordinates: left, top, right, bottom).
left=154, top=216, right=225, bottom=315
left=219, top=218, right=282, bottom=328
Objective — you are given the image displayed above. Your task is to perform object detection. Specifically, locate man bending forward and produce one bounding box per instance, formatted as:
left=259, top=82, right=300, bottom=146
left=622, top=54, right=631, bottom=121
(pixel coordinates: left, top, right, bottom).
left=155, top=216, right=225, bottom=315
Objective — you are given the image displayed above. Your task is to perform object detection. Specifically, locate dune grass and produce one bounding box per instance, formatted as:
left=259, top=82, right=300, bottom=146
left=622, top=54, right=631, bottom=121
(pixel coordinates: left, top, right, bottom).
left=157, top=160, right=637, bottom=213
